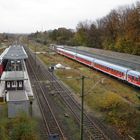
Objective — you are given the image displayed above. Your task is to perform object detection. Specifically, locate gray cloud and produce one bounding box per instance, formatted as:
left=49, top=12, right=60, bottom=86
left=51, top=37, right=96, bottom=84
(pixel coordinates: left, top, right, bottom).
left=0, top=0, right=138, bottom=33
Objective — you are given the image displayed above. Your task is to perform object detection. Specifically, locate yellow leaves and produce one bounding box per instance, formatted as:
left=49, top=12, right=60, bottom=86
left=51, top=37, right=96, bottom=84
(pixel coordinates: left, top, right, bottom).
left=98, top=92, right=124, bottom=111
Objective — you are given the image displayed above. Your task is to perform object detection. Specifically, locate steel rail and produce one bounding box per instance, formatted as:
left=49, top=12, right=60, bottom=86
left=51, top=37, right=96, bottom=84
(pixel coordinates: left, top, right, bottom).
left=26, top=51, right=66, bottom=140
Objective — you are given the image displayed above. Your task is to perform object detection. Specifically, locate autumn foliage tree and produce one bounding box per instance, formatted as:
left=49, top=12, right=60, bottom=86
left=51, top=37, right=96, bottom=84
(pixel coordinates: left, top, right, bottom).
left=75, top=1, right=140, bottom=54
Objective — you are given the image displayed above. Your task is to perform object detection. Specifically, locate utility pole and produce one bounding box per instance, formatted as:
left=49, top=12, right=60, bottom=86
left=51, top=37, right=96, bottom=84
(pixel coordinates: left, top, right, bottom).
left=80, top=75, right=85, bottom=140
left=80, top=77, right=105, bottom=140
left=51, top=66, right=54, bottom=87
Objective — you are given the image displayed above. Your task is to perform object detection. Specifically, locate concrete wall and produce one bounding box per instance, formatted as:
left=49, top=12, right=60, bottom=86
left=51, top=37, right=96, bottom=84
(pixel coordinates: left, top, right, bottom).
left=8, top=100, right=29, bottom=118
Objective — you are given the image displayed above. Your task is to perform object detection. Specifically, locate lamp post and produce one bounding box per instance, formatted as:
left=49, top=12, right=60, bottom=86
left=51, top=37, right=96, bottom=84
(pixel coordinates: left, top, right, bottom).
left=48, top=66, right=55, bottom=87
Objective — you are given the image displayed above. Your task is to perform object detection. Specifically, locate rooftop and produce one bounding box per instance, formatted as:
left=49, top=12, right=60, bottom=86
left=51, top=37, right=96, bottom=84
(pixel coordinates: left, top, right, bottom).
left=6, top=90, right=29, bottom=101
left=1, top=71, right=27, bottom=81
left=3, top=45, right=28, bottom=60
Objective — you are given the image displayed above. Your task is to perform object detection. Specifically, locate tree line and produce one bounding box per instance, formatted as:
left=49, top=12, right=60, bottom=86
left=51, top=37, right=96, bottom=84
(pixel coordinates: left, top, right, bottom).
left=29, top=1, right=140, bottom=55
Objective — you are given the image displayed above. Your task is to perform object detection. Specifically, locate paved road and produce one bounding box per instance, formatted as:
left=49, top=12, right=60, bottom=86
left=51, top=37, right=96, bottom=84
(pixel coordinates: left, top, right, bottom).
left=63, top=46, right=140, bottom=71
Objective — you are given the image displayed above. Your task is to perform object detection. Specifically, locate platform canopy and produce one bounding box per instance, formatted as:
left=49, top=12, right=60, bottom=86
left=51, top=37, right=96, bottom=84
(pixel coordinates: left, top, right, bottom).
left=6, top=90, right=29, bottom=102
left=1, top=71, right=28, bottom=81
left=3, top=45, right=28, bottom=60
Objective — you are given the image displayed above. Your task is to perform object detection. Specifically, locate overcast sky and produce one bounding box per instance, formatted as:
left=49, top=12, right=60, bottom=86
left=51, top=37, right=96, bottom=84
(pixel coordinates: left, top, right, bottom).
left=0, top=0, right=138, bottom=33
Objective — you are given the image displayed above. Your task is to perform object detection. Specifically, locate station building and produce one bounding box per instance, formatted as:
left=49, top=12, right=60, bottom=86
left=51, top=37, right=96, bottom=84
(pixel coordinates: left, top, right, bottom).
left=0, top=45, right=34, bottom=118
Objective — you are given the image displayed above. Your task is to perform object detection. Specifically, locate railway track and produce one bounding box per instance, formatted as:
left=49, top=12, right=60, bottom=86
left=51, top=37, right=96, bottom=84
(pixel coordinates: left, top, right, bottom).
left=26, top=52, right=66, bottom=140
left=25, top=46, right=122, bottom=140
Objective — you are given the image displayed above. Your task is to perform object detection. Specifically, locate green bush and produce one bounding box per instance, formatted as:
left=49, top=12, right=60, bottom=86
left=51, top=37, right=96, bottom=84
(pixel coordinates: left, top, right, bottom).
left=0, top=125, right=9, bottom=140
left=0, top=113, right=38, bottom=140
left=115, top=38, right=134, bottom=53
left=134, top=121, right=140, bottom=139
left=10, top=114, right=38, bottom=140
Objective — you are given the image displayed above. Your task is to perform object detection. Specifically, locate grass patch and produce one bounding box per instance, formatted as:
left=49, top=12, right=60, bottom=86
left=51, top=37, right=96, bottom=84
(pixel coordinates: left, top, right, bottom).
left=0, top=104, right=39, bottom=140
left=28, top=42, right=48, bottom=52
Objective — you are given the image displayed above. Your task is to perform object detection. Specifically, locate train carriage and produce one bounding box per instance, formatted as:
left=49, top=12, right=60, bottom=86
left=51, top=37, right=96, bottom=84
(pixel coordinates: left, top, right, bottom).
left=93, top=60, right=128, bottom=80
left=127, top=70, right=140, bottom=87
left=57, top=48, right=76, bottom=59
left=0, top=48, right=9, bottom=75
left=76, top=53, right=94, bottom=66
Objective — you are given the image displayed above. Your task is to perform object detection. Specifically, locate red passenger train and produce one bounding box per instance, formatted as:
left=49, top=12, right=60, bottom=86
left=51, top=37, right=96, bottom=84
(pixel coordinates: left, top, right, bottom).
left=57, top=47, right=140, bottom=88
left=0, top=48, right=9, bottom=76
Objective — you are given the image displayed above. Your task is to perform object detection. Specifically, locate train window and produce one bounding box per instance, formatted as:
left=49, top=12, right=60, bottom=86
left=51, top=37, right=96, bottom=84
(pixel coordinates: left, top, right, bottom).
left=132, top=76, right=135, bottom=80
left=135, top=77, right=139, bottom=81
left=11, top=61, right=14, bottom=64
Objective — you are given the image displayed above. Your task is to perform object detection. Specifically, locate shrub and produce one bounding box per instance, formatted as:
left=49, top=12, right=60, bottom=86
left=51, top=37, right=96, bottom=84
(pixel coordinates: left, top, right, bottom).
left=97, top=92, right=124, bottom=111
left=10, top=114, right=38, bottom=140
